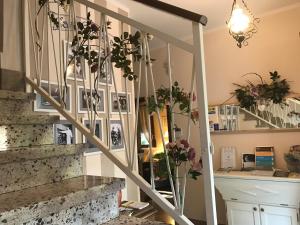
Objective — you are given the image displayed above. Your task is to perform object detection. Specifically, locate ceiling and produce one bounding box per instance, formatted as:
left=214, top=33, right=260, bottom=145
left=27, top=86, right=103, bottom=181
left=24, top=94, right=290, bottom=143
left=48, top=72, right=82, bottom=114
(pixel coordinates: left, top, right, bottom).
left=109, top=0, right=300, bottom=47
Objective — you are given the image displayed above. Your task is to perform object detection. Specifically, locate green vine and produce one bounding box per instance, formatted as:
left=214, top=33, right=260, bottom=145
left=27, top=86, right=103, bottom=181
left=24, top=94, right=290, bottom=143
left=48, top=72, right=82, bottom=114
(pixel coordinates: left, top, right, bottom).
left=111, top=32, right=142, bottom=81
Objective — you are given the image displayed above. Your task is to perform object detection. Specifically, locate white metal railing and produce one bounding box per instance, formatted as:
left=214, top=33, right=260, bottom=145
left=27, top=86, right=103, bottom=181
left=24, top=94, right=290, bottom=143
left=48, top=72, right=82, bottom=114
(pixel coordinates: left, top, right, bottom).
left=241, top=99, right=300, bottom=129
left=23, top=1, right=217, bottom=225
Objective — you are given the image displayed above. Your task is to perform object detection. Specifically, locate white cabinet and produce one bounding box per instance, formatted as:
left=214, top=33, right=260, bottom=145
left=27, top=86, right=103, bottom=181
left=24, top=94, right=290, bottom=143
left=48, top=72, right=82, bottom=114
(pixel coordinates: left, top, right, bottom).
left=260, top=205, right=298, bottom=225
left=227, top=202, right=261, bottom=225
left=227, top=202, right=299, bottom=225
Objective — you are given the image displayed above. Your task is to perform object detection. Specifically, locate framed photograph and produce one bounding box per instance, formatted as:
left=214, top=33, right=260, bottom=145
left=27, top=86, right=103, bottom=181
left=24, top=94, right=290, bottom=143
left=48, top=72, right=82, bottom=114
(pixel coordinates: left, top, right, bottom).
left=83, top=118, right=103, bottom=152
left=78, top=86, right=105, bottom=113
left=53, top=120, right=76, bottom=145
left=97, top=61, right=112, bottom=86
left=110, top=92, right=131, bottom=114
left=34, top=80, right=71, bottom=112
left=63, top=40, right=85, bottom=81
left=109, top=120, right=125, bottom=150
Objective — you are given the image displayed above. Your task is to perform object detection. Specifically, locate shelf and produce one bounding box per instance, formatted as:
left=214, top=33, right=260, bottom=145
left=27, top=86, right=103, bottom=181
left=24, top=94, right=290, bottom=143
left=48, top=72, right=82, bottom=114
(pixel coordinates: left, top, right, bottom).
left=210, top=128, right=300, bottom=135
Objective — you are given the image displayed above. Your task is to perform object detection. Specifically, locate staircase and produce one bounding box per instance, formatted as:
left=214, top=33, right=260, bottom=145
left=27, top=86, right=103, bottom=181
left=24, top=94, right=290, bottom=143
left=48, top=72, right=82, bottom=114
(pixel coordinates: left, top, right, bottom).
left=0, top=90, right=125, bottom=224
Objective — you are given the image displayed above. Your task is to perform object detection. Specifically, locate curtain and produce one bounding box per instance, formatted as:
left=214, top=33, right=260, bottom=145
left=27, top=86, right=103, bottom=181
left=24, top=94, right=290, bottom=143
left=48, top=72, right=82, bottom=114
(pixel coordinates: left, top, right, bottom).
left=139, top=105, right=150, bottom=144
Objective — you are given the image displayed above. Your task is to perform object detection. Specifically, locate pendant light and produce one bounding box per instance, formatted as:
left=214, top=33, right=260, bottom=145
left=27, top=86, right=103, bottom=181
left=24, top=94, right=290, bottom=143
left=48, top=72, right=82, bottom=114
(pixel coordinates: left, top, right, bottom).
left=227, top=0, right=260, bottom=48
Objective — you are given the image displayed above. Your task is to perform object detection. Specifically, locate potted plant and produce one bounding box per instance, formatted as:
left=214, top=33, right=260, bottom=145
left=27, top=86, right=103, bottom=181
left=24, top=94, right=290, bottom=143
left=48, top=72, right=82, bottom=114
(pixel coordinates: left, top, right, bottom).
left=233, top=71, right=290, bottom=109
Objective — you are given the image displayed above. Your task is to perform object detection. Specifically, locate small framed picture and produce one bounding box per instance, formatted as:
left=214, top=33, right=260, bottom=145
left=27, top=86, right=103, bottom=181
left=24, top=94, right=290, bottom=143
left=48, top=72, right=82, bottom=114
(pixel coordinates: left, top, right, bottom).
left=110, top=92, right=131, bottom=114
left=34, top=80, right=71, bottom=112
left=97, top=51, right=112, bottom=86
left=63, top=40, right=85, bottom=81
left=53, top=120, right=76, bottom=145
left=78, top=86, right=105, bottom=113
left=109, top=119, right=125, bottom=150
left=83, top=118, right=103, bottom=152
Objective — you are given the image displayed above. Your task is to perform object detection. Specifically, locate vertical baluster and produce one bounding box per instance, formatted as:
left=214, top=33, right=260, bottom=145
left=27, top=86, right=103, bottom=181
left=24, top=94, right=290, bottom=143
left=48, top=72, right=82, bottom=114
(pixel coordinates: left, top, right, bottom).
left=48, top=2, right=61, bottom=97
left=104, top=17, right=130, bottom=165
left=181, top=51, right=196, bottom=215
left=144, top=36, right=178, bottom=208
left=142, top=34, right=155, bottom=189
left=38, top=4, right=46, bottom=84
left=121, top=22, right=132, bottom=168
left=71, top=1, right=78, bottom=122
left=130, top=42, right=143, bottom=170
left=167, top=43, right=175, bottom=141
left=102, top=14, right=111, bottom=149
left=58, top=4, right=64, bottom=107
left=27, top=0, right=39, bottom=84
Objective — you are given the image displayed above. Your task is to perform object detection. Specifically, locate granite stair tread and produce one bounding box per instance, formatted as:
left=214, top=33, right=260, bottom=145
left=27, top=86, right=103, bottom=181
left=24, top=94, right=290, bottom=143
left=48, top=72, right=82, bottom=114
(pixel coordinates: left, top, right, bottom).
left=102, top=215, right=169, bottom=225
left=0, top=175, right=125, bottom=224
left=0, top=144, right=86, bottom=164
left=0, top=114, right=60, bottom=125
left=0, top=90, right=35, bottom=101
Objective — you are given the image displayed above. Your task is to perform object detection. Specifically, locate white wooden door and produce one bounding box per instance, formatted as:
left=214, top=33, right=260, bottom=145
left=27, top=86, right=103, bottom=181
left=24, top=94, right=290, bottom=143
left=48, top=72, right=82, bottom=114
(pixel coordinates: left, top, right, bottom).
left=260, top=205, right=298, bottom=225
left=227, top=201, right=261, bottom=225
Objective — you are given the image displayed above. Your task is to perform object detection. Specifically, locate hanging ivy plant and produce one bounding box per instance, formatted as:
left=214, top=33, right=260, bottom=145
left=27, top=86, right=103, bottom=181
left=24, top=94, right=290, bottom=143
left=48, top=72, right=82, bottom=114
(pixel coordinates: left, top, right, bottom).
left=233, top=71, right=290, bottom=108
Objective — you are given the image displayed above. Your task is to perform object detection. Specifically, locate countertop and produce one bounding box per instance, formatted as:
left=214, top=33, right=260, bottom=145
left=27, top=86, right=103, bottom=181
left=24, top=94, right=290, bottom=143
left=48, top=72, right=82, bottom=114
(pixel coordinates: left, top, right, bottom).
left=214, top=170, right=300, bottom=183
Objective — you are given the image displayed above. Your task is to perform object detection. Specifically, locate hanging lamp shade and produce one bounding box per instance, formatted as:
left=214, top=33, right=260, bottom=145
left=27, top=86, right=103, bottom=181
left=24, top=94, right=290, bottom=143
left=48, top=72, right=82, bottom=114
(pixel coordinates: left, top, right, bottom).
left=227, top=0, right=260, bottom=48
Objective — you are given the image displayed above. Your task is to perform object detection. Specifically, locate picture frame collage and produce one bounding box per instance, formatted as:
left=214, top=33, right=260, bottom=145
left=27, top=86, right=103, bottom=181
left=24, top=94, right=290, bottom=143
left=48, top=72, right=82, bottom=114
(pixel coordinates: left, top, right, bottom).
left=34, top=40, right=132, bottom=153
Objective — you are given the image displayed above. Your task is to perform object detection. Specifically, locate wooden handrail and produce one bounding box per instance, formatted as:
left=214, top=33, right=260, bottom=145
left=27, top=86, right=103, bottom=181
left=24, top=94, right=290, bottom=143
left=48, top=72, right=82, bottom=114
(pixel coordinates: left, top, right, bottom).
left=132, top=0, right=207, bottom=25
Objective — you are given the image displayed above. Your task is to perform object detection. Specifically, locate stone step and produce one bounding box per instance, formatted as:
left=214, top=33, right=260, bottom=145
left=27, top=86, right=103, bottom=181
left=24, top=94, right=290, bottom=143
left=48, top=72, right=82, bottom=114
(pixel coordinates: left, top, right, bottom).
left=0, top=124, right=54, bottom=149
left=102, top=215, right=169, bottom=225
left=0, top=90, right=35, bottom=101
left=0, top=144, right=84, bottom=194
left=0, top=175, right=125, bottom=225
left=0, top=144, right=85, bottom=164
left=0, top=114, right=59, bottom=125
left=0, top=91, right=35, bottom=115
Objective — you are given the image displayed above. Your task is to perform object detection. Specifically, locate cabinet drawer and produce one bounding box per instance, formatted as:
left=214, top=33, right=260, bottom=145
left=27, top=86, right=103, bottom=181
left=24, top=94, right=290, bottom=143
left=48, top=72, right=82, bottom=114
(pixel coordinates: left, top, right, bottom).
left=215, top=177, right=300, bottom=207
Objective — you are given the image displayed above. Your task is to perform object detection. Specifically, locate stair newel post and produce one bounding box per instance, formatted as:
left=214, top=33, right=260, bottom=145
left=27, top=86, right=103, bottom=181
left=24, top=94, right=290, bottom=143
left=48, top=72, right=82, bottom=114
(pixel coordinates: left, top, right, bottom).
left=192, top=22, right=218, bottom=225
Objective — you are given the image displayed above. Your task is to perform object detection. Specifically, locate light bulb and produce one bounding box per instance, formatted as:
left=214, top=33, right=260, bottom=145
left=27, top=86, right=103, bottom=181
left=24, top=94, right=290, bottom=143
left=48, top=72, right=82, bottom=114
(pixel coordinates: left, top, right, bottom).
left=228, top=5, right=250, bottom=34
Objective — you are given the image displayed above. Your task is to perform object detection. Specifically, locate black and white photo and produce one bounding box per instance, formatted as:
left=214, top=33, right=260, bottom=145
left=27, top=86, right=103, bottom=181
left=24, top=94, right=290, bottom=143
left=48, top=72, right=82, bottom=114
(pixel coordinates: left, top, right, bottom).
left=109, top=120, right=124, bottom=150
left=78, top=86, right=105, bottom=113
left=54, top=120, right=76, bottom=145
left=83, top=119, right=103, bottom=152
left=63, top=41, right=85, bottom=81
left=110, top=92, right=131, bottom=114
left=34, top=80, right=71, bottom=112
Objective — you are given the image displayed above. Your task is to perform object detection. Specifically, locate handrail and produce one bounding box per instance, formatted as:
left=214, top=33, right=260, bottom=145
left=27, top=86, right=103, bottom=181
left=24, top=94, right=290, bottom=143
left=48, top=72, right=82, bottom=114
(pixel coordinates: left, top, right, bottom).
left=132, top=0, right=208, bottom=25
left=75, top=0, right=195, bottom=53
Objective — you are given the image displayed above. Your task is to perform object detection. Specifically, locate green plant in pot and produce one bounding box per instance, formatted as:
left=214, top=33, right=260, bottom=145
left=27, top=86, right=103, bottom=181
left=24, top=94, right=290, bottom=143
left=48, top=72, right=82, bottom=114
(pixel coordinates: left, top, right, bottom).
left=233, top=71, right=290, bottom=109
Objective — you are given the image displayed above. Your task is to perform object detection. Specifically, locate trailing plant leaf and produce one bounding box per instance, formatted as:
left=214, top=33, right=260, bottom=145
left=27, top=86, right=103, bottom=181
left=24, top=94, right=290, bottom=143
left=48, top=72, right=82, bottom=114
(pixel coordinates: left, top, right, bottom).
left=111, top=31, right=142, bottom=81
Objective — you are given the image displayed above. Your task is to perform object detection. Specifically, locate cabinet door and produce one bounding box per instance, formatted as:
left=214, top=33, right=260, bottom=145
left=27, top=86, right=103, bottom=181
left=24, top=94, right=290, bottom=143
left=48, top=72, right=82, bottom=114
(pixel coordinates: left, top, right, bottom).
left=260, top=205, right=298, bottom=225
left=227, top=201, right=261, bottom=225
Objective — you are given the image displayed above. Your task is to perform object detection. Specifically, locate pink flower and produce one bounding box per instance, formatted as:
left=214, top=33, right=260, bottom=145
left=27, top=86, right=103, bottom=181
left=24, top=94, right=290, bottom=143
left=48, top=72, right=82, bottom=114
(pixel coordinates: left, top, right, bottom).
left=187, top=148, right=196, bottom=161
left=180, top=139, right=189, bottom=148
left=191, top=159, right=203, bottom=172
left=176, top=140, right=184, bottom=149
left=191, top=110, right=199, bottom=121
